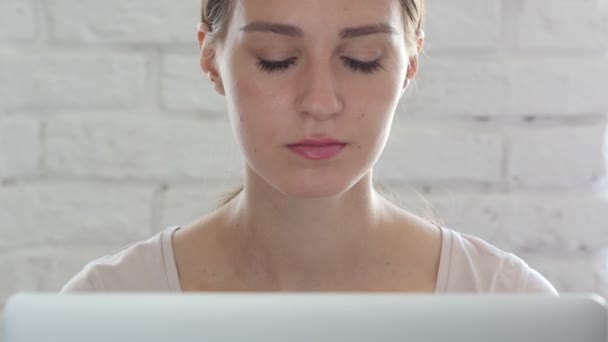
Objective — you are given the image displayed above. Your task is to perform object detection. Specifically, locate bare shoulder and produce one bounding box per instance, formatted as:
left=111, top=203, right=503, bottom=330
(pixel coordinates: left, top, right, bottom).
left=384, top=201, right=443, bottom=256
left=376, top=205, right=443, bottom=291
left=172, top=210, right=243, bottom=291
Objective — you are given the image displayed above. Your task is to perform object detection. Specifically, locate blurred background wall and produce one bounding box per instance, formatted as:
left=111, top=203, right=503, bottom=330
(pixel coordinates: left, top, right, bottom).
left=1, top=0, right=608, bottom=330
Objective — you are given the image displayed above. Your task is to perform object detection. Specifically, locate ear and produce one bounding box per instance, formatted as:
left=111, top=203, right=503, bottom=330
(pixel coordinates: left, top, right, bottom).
left=402, top=30, right=425, bottom=93
left=197, top=23, right=226, bottom=96
left=401, top=55, right=418, bottom=94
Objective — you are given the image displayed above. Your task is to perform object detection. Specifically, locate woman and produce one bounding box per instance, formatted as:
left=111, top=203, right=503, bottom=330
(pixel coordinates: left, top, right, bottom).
left=61, top=0, right=557, bottom=294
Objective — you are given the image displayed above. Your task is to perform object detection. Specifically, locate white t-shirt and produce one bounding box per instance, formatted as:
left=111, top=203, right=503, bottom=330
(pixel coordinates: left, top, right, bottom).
left=60, top=225, right=558, bottom=294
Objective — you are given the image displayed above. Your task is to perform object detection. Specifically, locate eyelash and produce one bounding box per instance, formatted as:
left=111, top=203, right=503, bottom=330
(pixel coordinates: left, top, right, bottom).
left=256, top=57, right=383, bottom=74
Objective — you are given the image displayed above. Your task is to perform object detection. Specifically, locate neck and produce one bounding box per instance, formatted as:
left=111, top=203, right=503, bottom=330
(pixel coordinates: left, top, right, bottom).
left=222, top=170, right=399, bottom=290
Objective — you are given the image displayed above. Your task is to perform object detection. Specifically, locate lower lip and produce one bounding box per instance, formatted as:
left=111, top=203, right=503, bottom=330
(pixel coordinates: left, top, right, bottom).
left=288, top=144, right=346, bottom=160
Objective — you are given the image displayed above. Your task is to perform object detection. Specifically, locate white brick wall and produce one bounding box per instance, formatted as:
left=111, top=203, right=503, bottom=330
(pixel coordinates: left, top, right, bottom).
left=0, top=119, right=39, bottom=179
left=1, top=0, right=608, bottom=334
left=0, top=0, right=37, bottom=43
left=504, top=0, right=608, bottom=51
left=48, top=0, right=199, bottom=45
left=424, top=0, right=501, bottom=51
left=0, top=53, right=147, bottom=113
left=162, top=54, right=228, bottom=113
left=523, top=253, right=608, bottom=298
left=44, top=116, right=243, bottom=180
left=376, top=120, right=504, bottom=183
left=507, top=123, right=606, bottom=187
left=0, top=182, right=156, bottom=248
left=389, top=190, right=608, bottom=254
left=402, top=56, right=608, bottom=117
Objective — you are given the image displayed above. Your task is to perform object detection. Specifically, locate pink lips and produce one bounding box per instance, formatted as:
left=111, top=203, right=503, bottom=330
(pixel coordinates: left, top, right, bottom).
left=287, top=138, right=347, bottom=160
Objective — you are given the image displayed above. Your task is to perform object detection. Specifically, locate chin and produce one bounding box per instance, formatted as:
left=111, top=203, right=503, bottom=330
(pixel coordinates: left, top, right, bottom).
left=246, top=156, right=372, bottom=199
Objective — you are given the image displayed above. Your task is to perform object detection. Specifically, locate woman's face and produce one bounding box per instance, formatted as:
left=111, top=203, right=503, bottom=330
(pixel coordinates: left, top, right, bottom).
left=206, top=0, right=412, bottom=198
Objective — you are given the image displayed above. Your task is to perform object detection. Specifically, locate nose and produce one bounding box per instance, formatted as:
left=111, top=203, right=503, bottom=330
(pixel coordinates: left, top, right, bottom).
left=295, top=59, right=343, bottom=120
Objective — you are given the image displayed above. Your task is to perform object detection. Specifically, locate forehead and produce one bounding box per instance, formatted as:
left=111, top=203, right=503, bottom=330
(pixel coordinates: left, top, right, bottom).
left=231, top=0, right=403, bottom=33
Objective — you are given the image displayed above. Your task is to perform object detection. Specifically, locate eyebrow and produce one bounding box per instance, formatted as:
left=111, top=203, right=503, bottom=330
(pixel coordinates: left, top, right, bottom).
left=240, top=22, right=398, bottom=39
left=341, top=23, right=398, bottom=39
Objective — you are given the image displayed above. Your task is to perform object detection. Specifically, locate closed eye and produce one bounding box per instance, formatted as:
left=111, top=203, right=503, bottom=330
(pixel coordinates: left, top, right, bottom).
left=341, top=57, right=383, bottom=74
left=257, top=57, right=297, bottom=73
left=256, top=57, right=384, bottom=74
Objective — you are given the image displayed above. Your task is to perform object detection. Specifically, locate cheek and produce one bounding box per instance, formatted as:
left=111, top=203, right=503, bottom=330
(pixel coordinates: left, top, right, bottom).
left=346, top=75, right=401, bottom=123
left=341, top=58, right=404, bottom=109
left=225, top=64, right=295, bottom=155
left=227, top=54, right=292, bottom=118
left=366, top=74, right=403, bottom=107
left=344, top=78, right=401, bottom=158
left=232, top=78, right=290, bottom=132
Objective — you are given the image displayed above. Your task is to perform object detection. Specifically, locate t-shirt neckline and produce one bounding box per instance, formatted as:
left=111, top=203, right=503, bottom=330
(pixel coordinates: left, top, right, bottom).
left=161, top=224, right=452, bottom=293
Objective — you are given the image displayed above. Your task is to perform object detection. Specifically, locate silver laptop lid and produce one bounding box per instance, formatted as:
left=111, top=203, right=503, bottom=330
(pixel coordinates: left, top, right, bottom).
left=4, top=293, right=606, bottom=342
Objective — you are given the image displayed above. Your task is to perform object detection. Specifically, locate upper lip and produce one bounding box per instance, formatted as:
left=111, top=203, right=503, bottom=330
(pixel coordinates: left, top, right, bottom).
left=289, top=137, right=347, bottom=146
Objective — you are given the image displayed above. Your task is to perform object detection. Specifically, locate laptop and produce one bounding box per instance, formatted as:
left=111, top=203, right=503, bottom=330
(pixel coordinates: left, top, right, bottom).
left=4, top=293, right=606, bottom=342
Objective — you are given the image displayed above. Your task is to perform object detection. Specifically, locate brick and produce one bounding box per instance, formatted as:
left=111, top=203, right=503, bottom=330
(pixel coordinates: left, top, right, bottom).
left=0, top=119, right=39, bottom=180
left=424, top=0, right=501, bottom=51
left=385, top=190, right=608, bottom=254
left=48, top=0, right=199, bottom=45
left=522, top=253, right=607, bottom=296
left=494, top=195, right=608, bottom=254
left=505, top=0, right=608, bottom=51
left=162, top=54, right=228, bottom=114
left=402, top=56, right=608, bottom=117
left=382, top=188, right=505, bottom=241
left=161, top=180, right=242, bottom=228
left=34, top=246, right=125, bottom=291
left=400, top=57, right=506, bottom=117
left=45, top=117, right=243, bottom=181
left=0, top=182, right=155, bottom=249
left=507, top=123, right=606, bottom=187
left=0, top=0, right=36, bottom=42
left=375, top=120, right=503, bottom=183
left=0, top=245, right=122, bottom=306
left=0, top=53, right=146, bottom=112
left=503, top=57, right=608, bottom=115
left=0, top=252, right=39, bottom=308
